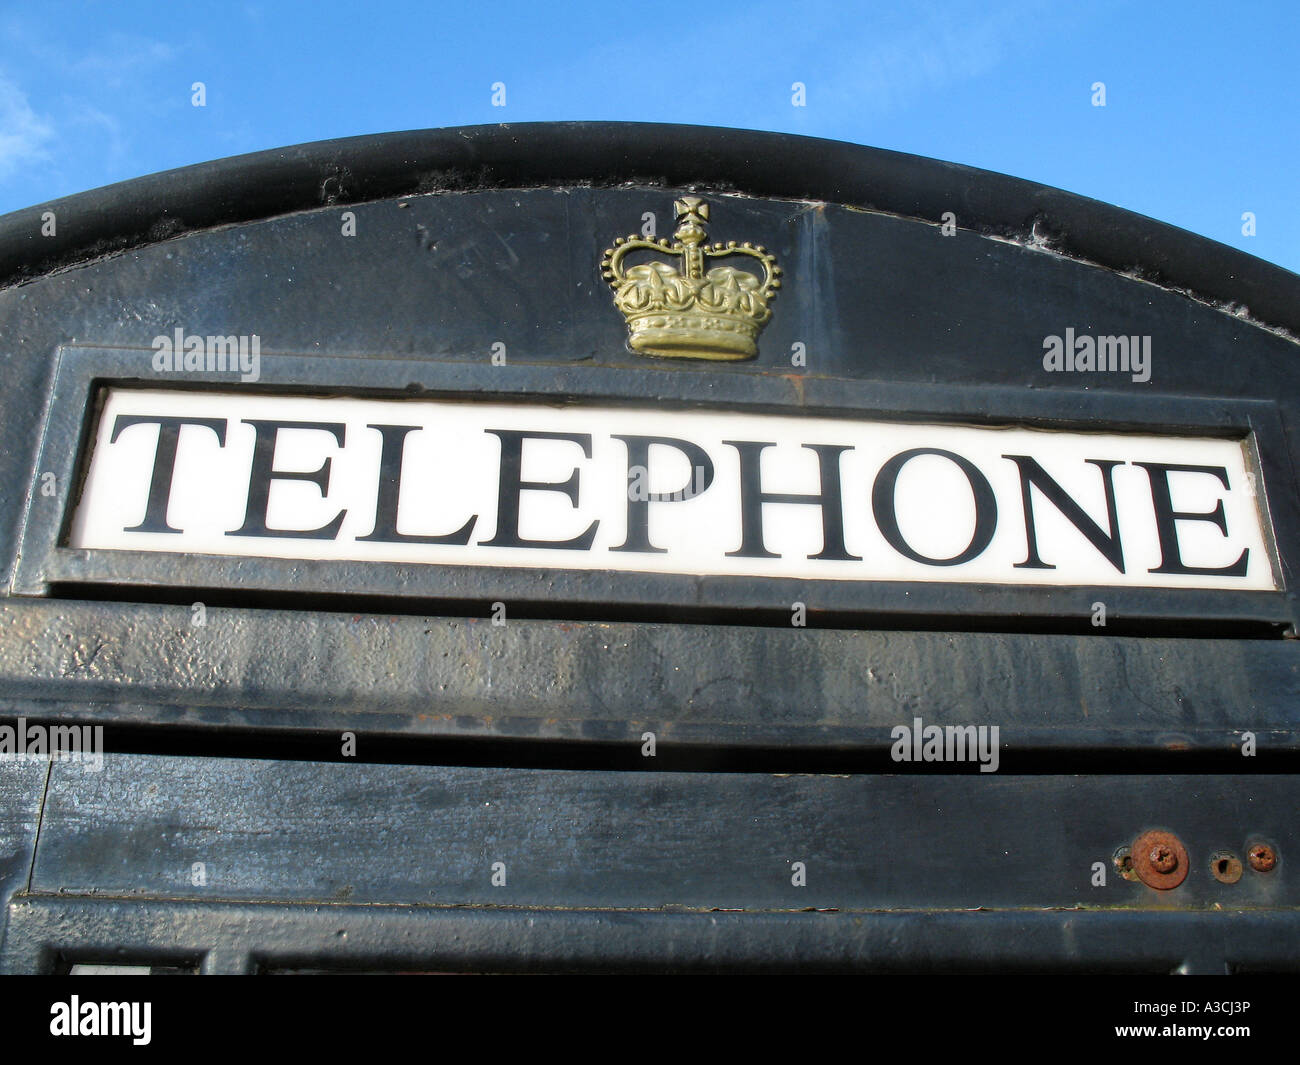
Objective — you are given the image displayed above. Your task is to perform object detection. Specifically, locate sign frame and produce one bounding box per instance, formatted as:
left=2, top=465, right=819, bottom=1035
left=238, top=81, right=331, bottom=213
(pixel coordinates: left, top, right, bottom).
left=13, top=344, right=1292, bottom=636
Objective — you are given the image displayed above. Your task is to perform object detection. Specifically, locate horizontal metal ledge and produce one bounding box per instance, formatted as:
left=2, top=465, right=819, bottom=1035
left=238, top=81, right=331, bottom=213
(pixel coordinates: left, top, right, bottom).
left=37, top=570, right=1294, bottom=641
left=4, top=895, right=1298, bottom=974
left=1, top=599, right=1299, bottom=757
left=23, top=756, right=1297, bottom=911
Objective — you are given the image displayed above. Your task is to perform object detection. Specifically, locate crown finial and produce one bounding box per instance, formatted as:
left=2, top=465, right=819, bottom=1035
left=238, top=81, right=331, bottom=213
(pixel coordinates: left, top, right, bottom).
left=600, top=197, right=782, bottom=361
left=673, top=196, right=709, bottom=246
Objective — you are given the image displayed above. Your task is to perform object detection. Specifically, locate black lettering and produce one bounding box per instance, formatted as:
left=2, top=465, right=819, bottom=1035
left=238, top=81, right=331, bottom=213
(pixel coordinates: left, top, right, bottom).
left=612, top=435, right=715, bottom=554
left=873, top=448, right=997, bottom=566
left=227, top=419, right=347, bottom=540
left=111, top=414, right=227, bottom=534
left=723, top=441, right=860, bottom=560
left=478, top=429, right=598, bottom=550
left=1004, top=455, right=1125, bottom=572
left=1135, top=461, right=1249, bottom=576
left=357, top=424, right=476, bottom=544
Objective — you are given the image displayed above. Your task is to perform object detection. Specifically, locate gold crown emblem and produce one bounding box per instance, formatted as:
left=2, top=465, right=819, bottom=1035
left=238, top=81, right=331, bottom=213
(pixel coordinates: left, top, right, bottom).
left=601, top=196, right=781, bottom=361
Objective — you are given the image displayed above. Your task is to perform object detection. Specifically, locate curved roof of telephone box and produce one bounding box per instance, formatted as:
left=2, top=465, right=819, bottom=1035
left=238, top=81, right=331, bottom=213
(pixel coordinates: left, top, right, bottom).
left=0, top=121, right=1296, bottom=340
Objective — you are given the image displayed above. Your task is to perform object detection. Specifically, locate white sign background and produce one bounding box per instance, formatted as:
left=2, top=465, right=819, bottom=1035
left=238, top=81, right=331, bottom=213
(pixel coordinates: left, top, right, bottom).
left=69, top=388, right=1278, bottom=591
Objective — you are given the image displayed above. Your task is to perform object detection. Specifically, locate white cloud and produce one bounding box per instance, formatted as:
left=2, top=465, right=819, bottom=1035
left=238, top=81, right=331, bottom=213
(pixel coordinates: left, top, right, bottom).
left=64, top=32, right=177, bottom=90
left=563, top=0, right=1052, bottom=129
left=783, top=1, right=1039, bottom=119
left=0, top=73, right=53, bottom=179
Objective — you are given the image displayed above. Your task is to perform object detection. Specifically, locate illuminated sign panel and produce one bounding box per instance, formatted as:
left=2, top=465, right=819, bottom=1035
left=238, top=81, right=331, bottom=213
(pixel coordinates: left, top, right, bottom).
left=70, top=388, right=1277, bottom=592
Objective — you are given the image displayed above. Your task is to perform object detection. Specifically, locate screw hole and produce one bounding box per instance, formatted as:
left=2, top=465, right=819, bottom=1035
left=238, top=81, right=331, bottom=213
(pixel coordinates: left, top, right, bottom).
left=1210, top=852, right=1243, bottom=884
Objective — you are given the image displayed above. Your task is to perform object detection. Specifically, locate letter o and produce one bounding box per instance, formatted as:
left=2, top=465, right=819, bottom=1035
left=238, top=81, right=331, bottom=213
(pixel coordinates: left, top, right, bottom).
left=872, top=448, right=997, bottom=566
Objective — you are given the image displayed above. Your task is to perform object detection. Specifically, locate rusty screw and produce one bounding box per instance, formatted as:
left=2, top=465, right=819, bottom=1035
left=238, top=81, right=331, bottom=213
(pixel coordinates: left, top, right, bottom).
left=1150, top=845, right=1179, bottom=874
left=1248, top=844, right=1277, bottom=872
left=1132, top=830, right=1189, bottom=890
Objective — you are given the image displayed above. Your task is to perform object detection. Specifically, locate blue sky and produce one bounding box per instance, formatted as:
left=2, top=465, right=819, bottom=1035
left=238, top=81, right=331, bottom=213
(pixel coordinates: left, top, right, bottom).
left=1, top=0, right=1296, bottom=272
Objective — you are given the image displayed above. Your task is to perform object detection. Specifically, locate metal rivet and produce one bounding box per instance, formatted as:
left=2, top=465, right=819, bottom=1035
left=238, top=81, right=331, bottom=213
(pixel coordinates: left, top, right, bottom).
left=1132, top=830, right=1189, bottom=890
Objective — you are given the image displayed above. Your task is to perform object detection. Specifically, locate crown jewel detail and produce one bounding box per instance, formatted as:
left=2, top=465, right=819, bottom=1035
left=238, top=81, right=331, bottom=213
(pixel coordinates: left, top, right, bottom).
left=601, top=197, right=781, bottom=361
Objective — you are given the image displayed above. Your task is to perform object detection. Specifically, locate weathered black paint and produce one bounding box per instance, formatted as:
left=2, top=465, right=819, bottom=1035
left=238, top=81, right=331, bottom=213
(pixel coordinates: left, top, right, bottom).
left=0, top=123, right=1297, bottom=972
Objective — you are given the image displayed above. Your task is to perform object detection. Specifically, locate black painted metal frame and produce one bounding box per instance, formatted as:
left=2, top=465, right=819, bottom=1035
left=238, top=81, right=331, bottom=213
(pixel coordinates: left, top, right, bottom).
left=13, top=344, right=1294, bottom=636
left=8, top=896, right=1300, bottom=974
left=3, top=123, right=1299, bottom=975
left=2, top=758, right=1296, bottom=974
left=3, top=123, right=1298, bottom=341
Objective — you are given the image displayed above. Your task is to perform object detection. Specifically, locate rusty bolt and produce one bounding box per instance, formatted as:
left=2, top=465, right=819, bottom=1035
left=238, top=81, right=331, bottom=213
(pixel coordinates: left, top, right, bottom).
left=1150, top=845, right=1179, bottom=874
left=1248, top=844, right=1277, bottom=872
left=1132, top=830, right=1189, bottom=890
